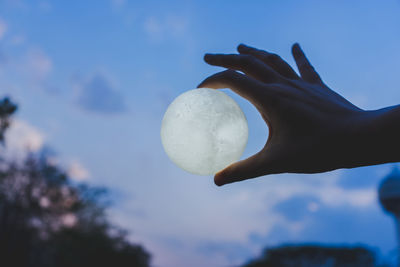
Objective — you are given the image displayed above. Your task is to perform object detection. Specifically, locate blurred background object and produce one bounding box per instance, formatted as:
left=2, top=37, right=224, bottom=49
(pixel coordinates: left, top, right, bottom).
left=379, top=168, right=400, bottom=266
left=241, top=245, right=378, bottom=267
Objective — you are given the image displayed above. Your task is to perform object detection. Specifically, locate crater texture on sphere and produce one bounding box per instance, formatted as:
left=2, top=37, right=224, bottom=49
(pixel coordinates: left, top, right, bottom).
left=161, top=88, right=248, bottom=175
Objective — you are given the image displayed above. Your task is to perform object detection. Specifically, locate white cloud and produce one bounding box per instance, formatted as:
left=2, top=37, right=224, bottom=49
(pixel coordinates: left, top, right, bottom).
left=316, top=186, right=376, bottom=208
left=3, top=119, right=45, bottom=159
left=261, top=171, right=377, bottom=209
left=67, top=160, right=90, bottom=181
left=0, top=18, right=8, bottom=40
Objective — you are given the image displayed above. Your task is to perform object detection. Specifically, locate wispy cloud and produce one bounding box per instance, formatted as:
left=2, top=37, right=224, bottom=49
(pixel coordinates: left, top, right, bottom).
left=111, top=0, right=126, bottom=9
left=38, top=1, right=52, bottom=12
left=74, top=72, right=126, bottom=114
left=25, top=48, right=52, bottom=81
left=143, top=14, right=188, bottom=42
left=8, top=34, right=25, bottom=46
left=110, top=166, right=384, bottom=267
left=143, top=16, right=162, bottom=40
left=3, top=0, right=28, bottom=9
left=0, top=18, right=7, bottom=40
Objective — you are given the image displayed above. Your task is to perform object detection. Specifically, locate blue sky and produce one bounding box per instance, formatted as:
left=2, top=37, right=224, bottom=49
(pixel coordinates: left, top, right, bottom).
left=1, top=0, right=400, bottom=266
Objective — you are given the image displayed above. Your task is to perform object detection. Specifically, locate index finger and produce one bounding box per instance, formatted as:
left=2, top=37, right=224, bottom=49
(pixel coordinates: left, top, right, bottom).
left=197, top=70, right=272, bottom=108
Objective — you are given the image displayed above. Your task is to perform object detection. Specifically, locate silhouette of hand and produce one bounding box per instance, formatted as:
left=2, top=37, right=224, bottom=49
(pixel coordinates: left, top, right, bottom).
left=198, top=43, right=367, bottom=186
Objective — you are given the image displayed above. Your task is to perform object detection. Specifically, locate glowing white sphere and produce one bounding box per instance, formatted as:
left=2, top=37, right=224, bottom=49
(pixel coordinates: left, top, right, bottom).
left=161, top=88, right=248, bottom=175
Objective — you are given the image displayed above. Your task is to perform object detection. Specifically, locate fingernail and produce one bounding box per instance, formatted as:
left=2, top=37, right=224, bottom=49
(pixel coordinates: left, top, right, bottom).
left=214, top=177, right=225, bottom=186
left=204, top=53, right=213, bottom=62
left=237, top=44, right=249, bottom=51
left=292, top=43, right=301, bottom=55
left=214, top=171, right=227, bottom=186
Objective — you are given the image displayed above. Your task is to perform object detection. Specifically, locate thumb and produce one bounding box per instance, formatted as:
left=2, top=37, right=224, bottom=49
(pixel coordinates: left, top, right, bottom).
left=214, top=150, right=271, bottom=186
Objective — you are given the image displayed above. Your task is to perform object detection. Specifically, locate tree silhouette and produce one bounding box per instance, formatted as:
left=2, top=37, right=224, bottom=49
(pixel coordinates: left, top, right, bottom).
left=0, top=97, right=151, bottom=267
left=241, top=244, right=379, bottom=267
left=0, top=97, right=17, bottom=143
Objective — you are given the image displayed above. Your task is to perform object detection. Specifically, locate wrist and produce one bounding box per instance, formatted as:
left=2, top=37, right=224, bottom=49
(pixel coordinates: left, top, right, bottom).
left=344, top=106, right=400, bottom=168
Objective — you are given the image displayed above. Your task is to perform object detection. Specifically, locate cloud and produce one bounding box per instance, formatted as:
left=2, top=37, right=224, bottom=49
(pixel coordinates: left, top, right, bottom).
left=317, top=186, right=376, bottom=208
left=0, top=45, right=55, bottom=92
left=74, top=73, right=126, bottom=114
left=262, top=172, right=377, bottom=209
left=111, top=0, right=126, bottom=9
left=3, top=119, right=45, bottom=159
left=25, top=48, right=53, bottom=81
left=143, top=17, right=162, bottom=40
left=337, top=164, right=392, bottom=190
left=269, top=199, right=393, bottom=248
left=3, top=0, right=27, bottom=9
left=9, top=34, right=25, bottom=46
left=38, top=1, right=52, bottom=12
left=108, top=162, right=383, bottom=267
left=19, top=48, right=58, bottom=93
left=197, top=240, right=253, bottom=263
left=274, top=195, right=321, bottom=222
left=0, top=50, right=7, bottom=65
left=0, top=18, right=7, bottom=40
left=248, top=193, right=395, bottom=265
left=67, top=160, right=90, bottom=181
left=143, top=15, right=188, bottom=41
left=165, top=15, right=188, bottom=37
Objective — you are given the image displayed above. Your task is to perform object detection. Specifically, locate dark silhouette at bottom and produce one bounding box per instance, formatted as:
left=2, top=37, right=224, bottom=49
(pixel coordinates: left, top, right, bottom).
left=0, top=97, right=151, bottom=267
left=241, top=244, right=380, bottom=267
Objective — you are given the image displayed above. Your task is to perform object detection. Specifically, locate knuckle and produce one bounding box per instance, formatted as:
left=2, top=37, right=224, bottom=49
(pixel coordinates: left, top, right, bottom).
left=297, top=58, right=309, bottom=68
left=267, top=53, right=281, bottom=62
left=251, top=49, right=265, bottom=56
left=223, top=69, right=237, bottom=80
left=239, top=55, right=254, bottom=66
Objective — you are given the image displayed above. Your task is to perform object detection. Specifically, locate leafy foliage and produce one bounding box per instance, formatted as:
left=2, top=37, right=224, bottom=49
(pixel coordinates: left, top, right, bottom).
left=0, top=97, right=17, bottom=143
left=0, top=97, right=151, bottom=267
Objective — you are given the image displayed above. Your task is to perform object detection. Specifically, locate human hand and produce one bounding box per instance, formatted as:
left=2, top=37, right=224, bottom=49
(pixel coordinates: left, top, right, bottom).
left=198, top=43, right=368, bottom=186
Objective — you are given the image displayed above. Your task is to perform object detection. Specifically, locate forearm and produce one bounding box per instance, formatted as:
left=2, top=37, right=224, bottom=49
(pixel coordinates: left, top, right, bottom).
left=343, top=105, right=400, bottom=168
